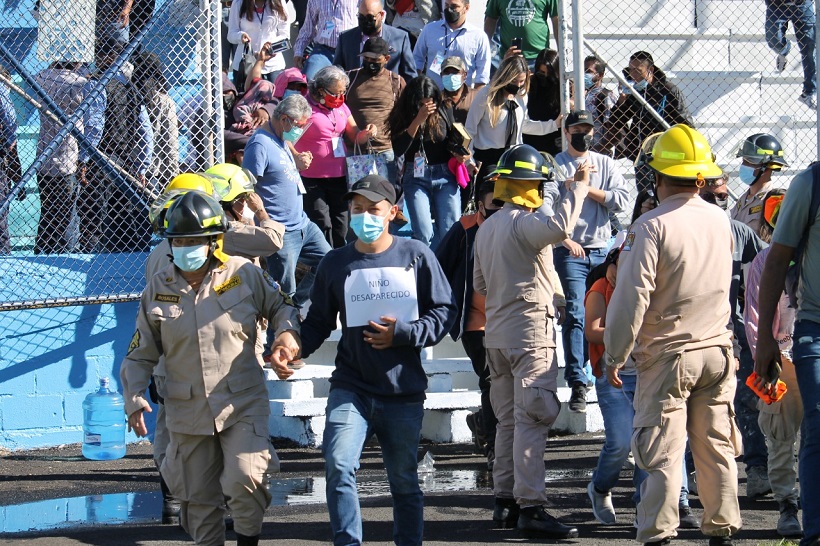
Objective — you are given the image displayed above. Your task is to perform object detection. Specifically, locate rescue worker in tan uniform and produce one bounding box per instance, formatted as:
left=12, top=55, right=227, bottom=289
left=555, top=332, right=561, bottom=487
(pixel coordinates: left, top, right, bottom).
left=731, top=133, right=789, bottom=234
left=474, top=144, right=589, bottom=540
left=122, top=190, right=301, bottom=546
left=604, top=125, right=742, bottom=546
left=144, top=170, right=286, bottom=524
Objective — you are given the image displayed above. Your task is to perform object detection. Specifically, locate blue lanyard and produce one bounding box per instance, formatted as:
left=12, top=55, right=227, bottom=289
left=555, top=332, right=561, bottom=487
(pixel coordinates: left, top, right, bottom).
left=444, top=26, right=464, bottom=53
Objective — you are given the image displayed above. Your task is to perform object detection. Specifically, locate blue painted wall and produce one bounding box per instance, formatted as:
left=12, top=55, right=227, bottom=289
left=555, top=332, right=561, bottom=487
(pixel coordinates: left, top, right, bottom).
left=0, top=255, right=155, bottom=451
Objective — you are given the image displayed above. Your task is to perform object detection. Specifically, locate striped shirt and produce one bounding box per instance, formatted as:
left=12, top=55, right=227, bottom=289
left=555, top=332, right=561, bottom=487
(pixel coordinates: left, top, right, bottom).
left=294, top=0, right=359, bottom=55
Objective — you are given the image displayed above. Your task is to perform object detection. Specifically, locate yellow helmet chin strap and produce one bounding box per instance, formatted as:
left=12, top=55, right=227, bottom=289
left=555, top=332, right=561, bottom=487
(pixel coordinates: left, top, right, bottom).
left=212, top=235, right=230, bottom=264
left=494, top=178, right=544, bottom=209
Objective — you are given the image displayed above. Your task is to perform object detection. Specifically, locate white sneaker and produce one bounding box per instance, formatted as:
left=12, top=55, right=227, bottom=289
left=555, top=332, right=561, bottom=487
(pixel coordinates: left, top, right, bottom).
left=587, top=481, right=616, bottom=524
left=776, top=53, right=788, bottom=72
left=799, top=92, right=817, bottom=109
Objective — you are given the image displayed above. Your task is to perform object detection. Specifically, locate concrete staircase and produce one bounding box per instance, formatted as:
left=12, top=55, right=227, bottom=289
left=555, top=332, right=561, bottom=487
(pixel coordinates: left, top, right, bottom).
left=267, top=328, right=603, bottom=448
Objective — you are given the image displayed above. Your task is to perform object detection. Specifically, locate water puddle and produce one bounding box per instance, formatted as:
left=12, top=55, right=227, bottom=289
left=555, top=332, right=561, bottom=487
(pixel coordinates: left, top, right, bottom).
left=2, top=467, right=590, bottom=533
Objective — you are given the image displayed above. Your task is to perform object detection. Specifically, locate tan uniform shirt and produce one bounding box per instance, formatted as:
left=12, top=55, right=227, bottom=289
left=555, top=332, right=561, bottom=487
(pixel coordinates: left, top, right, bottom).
left=121, top=257, right=300, bottom=435
left=604, top=193, right=733, bottom=368
left=474, top=184, right=588, bottom=349
left=145, top=219, right=285, bottom=278
left=730, top=182, right=772, bottom=234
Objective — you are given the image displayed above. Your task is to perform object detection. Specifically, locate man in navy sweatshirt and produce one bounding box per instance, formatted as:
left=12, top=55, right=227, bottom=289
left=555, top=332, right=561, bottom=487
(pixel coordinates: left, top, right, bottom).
left=273, top=174, right=456, bottom=546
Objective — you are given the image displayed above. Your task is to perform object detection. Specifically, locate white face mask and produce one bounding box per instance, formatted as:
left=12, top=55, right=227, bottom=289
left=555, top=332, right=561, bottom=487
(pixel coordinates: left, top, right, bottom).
left=241, top=204, right=256, bottom=223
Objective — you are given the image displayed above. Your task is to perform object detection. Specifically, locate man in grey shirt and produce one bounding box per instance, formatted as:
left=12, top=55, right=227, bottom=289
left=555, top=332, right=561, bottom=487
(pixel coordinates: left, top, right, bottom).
left=552, top=110, right=629, bottom=413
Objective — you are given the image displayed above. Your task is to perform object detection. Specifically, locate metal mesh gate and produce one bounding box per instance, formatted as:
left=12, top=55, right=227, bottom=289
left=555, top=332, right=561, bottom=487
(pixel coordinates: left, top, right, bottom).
left=0, top=0, right=223, bottom=309
left=560, top=0, right=818, bottom=214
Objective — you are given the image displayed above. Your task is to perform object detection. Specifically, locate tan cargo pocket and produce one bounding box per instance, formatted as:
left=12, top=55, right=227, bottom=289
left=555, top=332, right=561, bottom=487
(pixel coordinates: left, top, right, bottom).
left=519, top=387, right=560, bottom=426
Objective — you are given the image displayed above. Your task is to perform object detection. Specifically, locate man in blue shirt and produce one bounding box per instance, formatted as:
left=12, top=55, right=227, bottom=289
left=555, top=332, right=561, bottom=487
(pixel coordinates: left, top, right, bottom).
left=274, top=174, right=456, bottom=546
left=243, top=94, right=330, bottom=309
left=413, top=0, right=491, bottom=89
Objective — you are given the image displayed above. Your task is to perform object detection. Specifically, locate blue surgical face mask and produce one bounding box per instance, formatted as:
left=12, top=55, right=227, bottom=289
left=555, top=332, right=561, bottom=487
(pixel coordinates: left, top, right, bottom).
left=583, top=73, right=594, bottom=90
left=283, top=89, right=301, bottom=99
left=622, top=79, right=634, bottom=95
left=172, top=244, right=210, bottom=272
left=282, top=118, right=304, bottom=143
left=633, top=79, right=649, bottom=92
left=738, top=164, right=760, bottom=186
left=350, top=211, right=386, bottom=243
left=442, top=73, right=463, bottom=92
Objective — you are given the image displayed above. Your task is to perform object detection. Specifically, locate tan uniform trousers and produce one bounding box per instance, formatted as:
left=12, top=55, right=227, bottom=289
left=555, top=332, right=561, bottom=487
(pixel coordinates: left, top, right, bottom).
left=161, top=416, right=273, bottom=545
left=633, top=346, right=742, bottom=543
left=487, top=346, right=561, bottom=506
left=758, top=355, right=803, bottom=504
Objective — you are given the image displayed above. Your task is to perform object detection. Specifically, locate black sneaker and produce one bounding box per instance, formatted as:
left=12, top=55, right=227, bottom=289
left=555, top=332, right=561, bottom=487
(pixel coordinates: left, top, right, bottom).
left=569, top=384, right=587, bottom=413
left=517, top=505, right=579, bottom=539
left=161, top=498, right=180, bottom=525
left=708, top=537, right=732, bottom=546
left=492, top=497, right=519, bottom=529
left=678, top=505, right=700, bottom=529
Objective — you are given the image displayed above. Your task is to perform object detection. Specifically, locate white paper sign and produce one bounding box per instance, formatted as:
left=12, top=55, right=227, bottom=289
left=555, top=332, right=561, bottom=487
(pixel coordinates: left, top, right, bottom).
left=344, top=267, right=419, bottom=328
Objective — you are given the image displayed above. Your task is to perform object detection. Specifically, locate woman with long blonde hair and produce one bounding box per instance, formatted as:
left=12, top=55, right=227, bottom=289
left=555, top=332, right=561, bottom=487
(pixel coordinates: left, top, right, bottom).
left=465, top=55, right=562, bottom=180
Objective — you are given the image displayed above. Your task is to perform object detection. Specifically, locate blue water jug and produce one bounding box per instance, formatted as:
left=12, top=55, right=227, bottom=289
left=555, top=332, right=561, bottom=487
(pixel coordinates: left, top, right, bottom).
left=82, top=377, right=126, bottom=460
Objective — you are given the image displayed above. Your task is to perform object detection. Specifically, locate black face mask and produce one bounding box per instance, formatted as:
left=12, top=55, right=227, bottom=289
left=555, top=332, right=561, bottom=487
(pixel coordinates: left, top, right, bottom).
left=570, top=133, right=593, bottom=152
left=443, top=6, right=460, bottom=24
left=700, top=191, right=729, bottom=211
left=364, top=61, right=383, bottom=75
left=357, top=14, right=379, bottom=36
left=482, top=206, right=500, bottom=219
left=504, top=83, right=522, bottom=96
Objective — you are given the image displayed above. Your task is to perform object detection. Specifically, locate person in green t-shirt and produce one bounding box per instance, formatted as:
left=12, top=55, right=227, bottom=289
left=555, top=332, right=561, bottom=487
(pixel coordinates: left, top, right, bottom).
left=483, top=0, right=558, bottom=64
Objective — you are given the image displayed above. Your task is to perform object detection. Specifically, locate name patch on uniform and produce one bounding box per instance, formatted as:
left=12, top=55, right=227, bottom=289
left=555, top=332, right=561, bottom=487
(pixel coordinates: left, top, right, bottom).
left=154, top=293, right=181, bottom=304
left=127, top=330, right=140, bottom=354
left=750, top=205, right=763, bottom=214
left=215, top=275, right=242, bottom=295
left=622, top=232, right=636, bottom=252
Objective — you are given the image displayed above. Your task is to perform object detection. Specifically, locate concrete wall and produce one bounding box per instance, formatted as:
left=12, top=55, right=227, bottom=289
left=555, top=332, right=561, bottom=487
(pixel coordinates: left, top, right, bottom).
left=0, top=257, right=154, bottom=451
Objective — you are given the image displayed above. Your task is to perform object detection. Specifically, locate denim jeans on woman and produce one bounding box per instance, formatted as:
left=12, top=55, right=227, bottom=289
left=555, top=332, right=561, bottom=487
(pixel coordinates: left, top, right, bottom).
left=323, top=387, right=424, bottom=546
left=402, top=163, right=460, bottom=251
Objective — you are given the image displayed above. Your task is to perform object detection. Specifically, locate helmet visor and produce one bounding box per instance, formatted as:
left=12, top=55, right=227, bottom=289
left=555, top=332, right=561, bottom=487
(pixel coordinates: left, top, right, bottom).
left=634, top=132, right=664, bottom=169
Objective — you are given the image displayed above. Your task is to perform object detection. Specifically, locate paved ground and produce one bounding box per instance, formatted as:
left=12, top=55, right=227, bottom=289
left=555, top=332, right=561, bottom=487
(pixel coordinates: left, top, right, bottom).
left=0, top=432, right=794, bottom=545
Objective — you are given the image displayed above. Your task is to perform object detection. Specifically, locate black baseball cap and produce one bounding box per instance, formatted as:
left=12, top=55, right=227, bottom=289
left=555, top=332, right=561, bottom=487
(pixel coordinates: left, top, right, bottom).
left=344, top=174, right=396, bottom=205
left=564, top=110, right=594, bottom=130
left=360, top=37, right=390, bottom=57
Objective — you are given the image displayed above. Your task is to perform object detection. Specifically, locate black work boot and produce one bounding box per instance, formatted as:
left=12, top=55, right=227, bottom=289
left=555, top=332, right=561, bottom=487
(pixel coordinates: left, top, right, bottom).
left=159, top=473, right=180, bottom=525
left=236, top=533, right=260, bottom=546
left=708, top=537, right=732, bottom=546
left=492, top=497, right=520, bottom=529
left=517, top=505, right=579, bottom=539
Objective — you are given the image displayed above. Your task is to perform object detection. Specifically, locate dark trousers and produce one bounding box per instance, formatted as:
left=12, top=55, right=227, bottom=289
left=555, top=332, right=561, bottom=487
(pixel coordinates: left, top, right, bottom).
left=35, top=173, right=80, bottom=254
left=302, top=176, right=349, bottom=249
left=461, top=330, right=496, bottom=452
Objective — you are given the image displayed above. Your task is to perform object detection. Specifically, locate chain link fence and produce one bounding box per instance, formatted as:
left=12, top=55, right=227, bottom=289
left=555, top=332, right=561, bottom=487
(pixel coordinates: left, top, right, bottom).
left=560, top=0, right=818, bottom=219
left=0, top=0, right=223, bottom=309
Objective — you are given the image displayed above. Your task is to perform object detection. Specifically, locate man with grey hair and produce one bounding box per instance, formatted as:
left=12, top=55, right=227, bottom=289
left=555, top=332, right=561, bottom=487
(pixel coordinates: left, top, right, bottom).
left=243, top=94, right=331, bottom=310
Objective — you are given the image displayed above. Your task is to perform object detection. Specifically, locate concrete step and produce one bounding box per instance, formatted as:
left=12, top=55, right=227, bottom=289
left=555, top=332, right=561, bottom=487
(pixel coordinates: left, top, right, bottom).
left=268, top=387, right=603, bottom=448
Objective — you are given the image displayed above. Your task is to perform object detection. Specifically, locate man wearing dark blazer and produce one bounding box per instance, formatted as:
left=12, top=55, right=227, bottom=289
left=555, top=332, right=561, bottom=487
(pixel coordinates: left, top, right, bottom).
left=333, top=0, right=417, bottom=82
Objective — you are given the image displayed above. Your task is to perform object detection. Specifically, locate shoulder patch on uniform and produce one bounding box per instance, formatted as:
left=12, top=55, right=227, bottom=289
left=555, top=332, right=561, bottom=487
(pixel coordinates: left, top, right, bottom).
left=263, top=270, right=280, bottom=290
left=154, top=293, right=181, bottom=304
left=622, top=232, right=636, bottom=252
left=215, top=275, right=242, bottom=295
left=127, top=330, right=140, bottom=355
left=750, top=205, right=763, bottom=214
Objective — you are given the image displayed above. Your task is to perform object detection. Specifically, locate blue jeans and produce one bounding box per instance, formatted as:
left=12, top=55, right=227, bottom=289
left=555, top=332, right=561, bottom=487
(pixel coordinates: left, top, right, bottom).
left=553, top=246, right=607, bottom=387
left=266, top=222, right=330, bottom=308
left=792, top=320, right=820, bottom=544
left=303, top=43, right=335, bottom=81
left=323, top=388, right=424, bottom=546
left=592, top=374, right=646, bottom=505
left=403, top=163, right=460, bottom=251
left=766, top=1, right=817, bottom=96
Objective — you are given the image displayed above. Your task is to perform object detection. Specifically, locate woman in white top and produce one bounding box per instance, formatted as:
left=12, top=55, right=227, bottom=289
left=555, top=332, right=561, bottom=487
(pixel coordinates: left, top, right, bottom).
left=465, top=55, right=561, bottom=181
left=227, top=0, right=291, bottom=91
